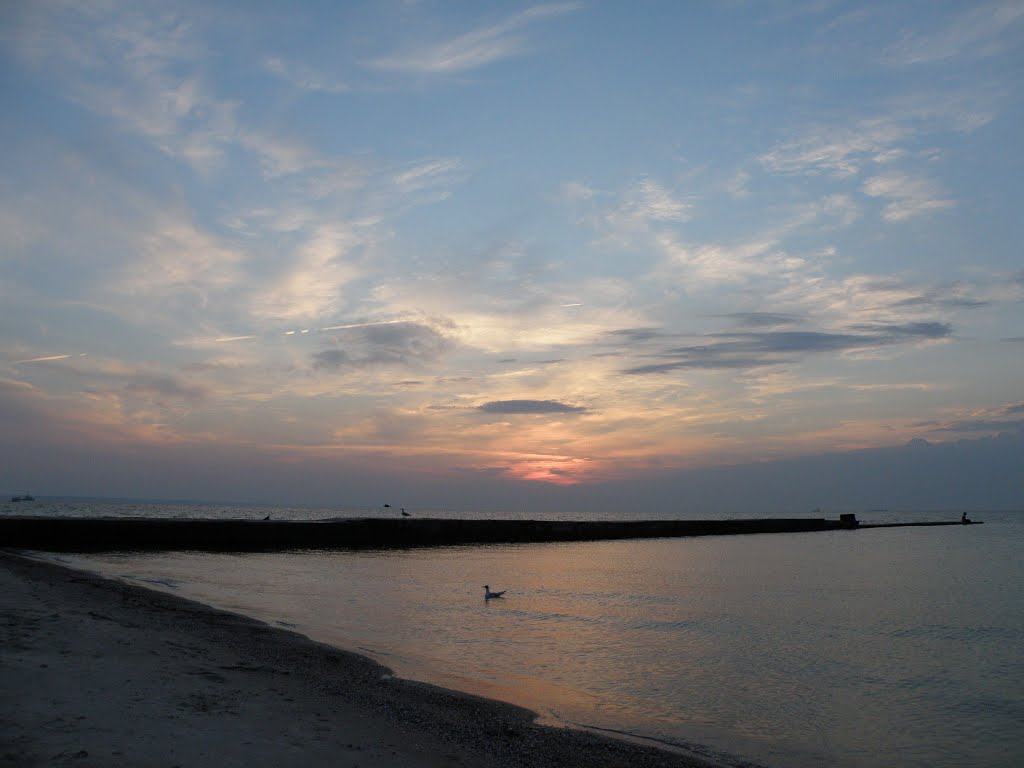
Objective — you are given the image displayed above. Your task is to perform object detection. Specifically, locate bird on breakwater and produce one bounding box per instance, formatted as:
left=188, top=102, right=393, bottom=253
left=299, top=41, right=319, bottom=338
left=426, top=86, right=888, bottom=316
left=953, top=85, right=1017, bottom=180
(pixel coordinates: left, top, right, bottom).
left=401, top=508, right=410, bottom=517
left=483, top=585, right=506, bottom=599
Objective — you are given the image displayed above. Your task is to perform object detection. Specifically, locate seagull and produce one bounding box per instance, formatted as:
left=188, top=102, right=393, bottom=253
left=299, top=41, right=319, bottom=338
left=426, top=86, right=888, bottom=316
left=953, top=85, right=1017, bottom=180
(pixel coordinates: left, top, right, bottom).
left=483, top=585, right=506, bottom=600
left=401, top=508, right=410, bottom=517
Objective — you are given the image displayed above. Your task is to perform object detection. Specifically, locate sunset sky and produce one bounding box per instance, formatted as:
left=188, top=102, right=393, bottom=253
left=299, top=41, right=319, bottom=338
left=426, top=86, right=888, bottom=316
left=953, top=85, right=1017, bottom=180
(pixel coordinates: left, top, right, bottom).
left=2, top=1, right=1022, bottom=512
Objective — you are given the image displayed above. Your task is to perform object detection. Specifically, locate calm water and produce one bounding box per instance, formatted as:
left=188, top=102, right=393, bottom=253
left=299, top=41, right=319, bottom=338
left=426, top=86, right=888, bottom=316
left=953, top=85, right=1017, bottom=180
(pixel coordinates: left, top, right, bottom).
left=9, top=501, right=1024, bottom=768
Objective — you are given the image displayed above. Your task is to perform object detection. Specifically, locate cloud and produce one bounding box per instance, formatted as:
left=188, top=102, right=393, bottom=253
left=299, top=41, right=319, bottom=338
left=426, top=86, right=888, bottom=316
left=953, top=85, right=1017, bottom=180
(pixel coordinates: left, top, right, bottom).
left=589, top=178, right=693, bottom=243
left=884, top=2, right=1024, bottom=66
left=621, top=178, right=692, bottom=224
left=604, top=328, right=669, bottom=344
left=724, top=169, right=751, bottom=199
left=654, top=232, right=800, bottom=285
left=852, top=321, right=953, bottom=339
left=88, top=76, right=239, bottom=174
left=758, top=93, right=995, bottom=180
left=766, top=273, right=1002, bottom=330
left=367, top=3, right=581, bottom=74
left=863, top=173, right=954, bottom=221
left=5, top=2, right=347, bottom=180
left=118, top=210, right=245, bottom=295
left=392, top=158, right=465, bottom=196
left=20, top=6, right=238, bottom=173
left=944, top=417, right=1024, bottom=434
left=236, top=130, right=331, bottom=178
left=0, top=357, right=214, bottom=449
left=759, top=118, right=907, bottom=178
left=0, top=378, right=46, bottom=430
left=918, top=402, right=1024, bottom=436
left=724, top=313, right=804, bottom=329
left=24, top=356, right=211, bottom=402
left=313, top=321, right=453, bottom=369
left=560, top=181, right=598, bottom=202
left=623, top=323, right=952, bottom=375
left=312, top=349, right=348, bottom=370
left=888, top=287, right=990, bottom=311
left=121, top=374, right=208, bottom=402
left=249, top=224, right=365, bottom=323
left=819, top=194, right=863, bottom=228
left=264, top=56, right=348, bottom=93
left=357, top=321, right=453, bottom=363
left=477, top=399, right=587, bottom=414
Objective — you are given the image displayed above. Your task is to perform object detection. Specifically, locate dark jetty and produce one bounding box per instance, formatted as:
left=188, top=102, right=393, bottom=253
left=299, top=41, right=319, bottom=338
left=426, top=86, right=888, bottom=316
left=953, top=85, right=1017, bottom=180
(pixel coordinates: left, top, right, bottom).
left=0, top=513, right=977, bottom=553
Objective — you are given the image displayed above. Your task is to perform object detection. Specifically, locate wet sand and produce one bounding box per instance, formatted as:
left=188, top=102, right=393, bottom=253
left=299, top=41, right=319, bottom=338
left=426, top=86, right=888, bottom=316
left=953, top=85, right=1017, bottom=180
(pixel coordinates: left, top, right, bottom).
left=1, top=551, right=718, bottom=768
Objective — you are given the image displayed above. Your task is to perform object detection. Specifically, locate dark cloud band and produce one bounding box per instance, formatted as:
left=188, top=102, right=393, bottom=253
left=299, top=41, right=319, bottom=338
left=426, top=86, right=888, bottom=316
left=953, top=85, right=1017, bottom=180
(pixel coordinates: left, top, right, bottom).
left=477, top=399, right=586, bottom=414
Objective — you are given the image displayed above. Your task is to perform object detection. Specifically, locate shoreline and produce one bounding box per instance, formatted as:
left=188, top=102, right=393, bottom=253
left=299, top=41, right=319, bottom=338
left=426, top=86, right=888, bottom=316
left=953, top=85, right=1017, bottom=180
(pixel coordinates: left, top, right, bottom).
left=1, top=550, right=725, bottom=768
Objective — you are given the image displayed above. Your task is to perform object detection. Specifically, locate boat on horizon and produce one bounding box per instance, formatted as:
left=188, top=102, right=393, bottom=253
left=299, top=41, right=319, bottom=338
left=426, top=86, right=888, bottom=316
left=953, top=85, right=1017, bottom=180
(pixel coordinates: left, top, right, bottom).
left=10, top=494, right=35, bottom=502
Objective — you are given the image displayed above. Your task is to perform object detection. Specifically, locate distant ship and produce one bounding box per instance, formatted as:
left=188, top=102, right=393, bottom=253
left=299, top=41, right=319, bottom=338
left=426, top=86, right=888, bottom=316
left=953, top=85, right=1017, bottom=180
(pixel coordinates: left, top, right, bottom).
left=10, top=494, right=35, bottom=502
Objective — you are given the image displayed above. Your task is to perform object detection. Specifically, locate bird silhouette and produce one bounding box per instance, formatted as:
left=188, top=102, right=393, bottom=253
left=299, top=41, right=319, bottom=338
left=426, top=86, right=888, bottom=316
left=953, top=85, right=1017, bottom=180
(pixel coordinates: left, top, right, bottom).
left=483, top=585, right=506, bottom=599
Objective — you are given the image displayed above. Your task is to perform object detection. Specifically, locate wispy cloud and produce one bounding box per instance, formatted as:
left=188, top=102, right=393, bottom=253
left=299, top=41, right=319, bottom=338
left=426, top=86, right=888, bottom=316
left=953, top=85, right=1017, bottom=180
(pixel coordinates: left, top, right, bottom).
left=724, top=169, right=751, bottom=199
left=560, top=180, right=599, bottom=202
left=653, top=232, right=801, bottom=285
left=884, top=2, right=1024, bottom=65
left=236, top=130, right=331, bottom=178
left=4, top=2, right=241, bottom=174
left=620, top=178, right=692, bottom=224
left=249, top=224, right=366, bottom=323
left=117, top=211, right=245, bottom=296
left=392, top=158, right=465, bottom=198
left=265, top=56, right=348, bottom=93
left=5, top=2, right=347, bottom=180
left=758, top=93, right=995, bottom=180
left=759, top=118, right=906, bottom=178
left=863, top=172, right=954, bottom=221
left=587, top=177, right=693, bottom=239
left=767, top=273, right=1000, bottom=330
left=367, top=3, right=581, bottom=74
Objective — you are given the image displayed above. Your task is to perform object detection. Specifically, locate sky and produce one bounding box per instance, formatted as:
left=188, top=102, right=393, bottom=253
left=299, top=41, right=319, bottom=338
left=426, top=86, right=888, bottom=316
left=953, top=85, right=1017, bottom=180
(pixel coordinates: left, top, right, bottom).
left=1, top=1, right=1022, bottom=512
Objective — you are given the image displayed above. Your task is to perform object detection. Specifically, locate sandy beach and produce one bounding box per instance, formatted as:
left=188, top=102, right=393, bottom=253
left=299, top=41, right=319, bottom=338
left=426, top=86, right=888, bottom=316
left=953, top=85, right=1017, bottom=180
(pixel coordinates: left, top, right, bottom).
left=1, top=551, right=717, bottom=768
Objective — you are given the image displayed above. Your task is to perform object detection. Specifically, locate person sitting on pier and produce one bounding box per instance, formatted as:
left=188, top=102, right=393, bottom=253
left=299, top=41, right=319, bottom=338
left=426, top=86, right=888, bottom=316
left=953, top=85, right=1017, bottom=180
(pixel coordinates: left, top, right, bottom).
left=961, top=512, right=971, bottom=524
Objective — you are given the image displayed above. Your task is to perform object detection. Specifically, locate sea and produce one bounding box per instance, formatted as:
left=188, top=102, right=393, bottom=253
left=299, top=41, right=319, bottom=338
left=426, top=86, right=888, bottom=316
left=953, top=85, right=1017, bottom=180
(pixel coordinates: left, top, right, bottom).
left=4, top=498, right=1022, bottom=768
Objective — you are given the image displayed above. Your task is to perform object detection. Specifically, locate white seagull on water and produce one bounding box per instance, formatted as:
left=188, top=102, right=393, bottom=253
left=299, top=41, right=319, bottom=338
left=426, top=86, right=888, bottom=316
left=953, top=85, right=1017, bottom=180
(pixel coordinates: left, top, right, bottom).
left=483, top=585, right=506, bottom=599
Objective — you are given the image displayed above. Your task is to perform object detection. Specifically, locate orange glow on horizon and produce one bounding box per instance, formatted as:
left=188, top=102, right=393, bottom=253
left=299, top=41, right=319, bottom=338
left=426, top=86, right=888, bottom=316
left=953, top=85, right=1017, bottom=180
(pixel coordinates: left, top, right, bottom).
left=503, top=455, right=593, bottom=485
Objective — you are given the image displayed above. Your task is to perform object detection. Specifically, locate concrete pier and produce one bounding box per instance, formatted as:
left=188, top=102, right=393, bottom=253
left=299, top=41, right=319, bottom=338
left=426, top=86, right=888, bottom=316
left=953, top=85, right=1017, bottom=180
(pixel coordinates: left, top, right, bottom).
left=0, top=514, right=975, bottom=553
left=858, top=521, right=981, bottom=529
left=1, top=516, right=845, bottom=552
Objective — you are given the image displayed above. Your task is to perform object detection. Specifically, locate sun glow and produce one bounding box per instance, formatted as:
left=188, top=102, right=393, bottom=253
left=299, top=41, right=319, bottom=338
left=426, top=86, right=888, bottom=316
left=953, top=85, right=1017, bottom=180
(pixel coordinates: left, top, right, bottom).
left=499, top=454, right=593, bottom=485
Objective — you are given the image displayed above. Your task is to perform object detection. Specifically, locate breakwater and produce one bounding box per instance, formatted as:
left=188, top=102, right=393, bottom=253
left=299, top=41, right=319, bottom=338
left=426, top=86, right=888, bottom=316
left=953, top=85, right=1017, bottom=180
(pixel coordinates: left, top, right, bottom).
left=0, top=514, right=975, bottom=553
